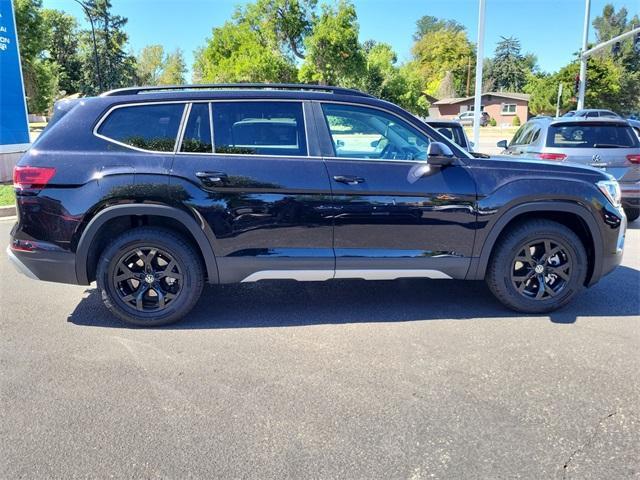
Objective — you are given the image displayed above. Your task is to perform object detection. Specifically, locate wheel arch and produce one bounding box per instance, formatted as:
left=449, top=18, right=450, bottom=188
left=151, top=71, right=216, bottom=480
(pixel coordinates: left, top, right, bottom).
left=75, top=204, right=219, bottom=285
left=469, top=201, right=603, bottom=286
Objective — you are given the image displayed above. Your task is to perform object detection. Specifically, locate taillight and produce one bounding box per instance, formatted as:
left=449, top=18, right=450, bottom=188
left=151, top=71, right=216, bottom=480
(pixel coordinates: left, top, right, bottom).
left=538, top=153, right=567, bottom=161
left=627, top=154, right=640, bottom=164
left=13, top=166, right=56, bottom=190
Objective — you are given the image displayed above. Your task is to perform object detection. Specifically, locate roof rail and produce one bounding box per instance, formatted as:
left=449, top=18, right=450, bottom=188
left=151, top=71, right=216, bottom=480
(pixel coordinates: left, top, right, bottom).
left=100, top=83, right=374, bottom=98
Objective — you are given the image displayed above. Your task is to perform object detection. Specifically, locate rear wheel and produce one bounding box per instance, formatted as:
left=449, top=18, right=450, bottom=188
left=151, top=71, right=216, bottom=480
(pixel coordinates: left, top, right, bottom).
left=624, top=207, right=639, bottom=222
left=96, top=227, right=204, bottom=326
left=486, top=220, right=587, bottom=313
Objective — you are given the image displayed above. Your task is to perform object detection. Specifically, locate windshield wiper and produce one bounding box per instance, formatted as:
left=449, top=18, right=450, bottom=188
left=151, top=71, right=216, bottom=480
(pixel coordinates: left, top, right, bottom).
left=592, top=143, right=625, bottom=148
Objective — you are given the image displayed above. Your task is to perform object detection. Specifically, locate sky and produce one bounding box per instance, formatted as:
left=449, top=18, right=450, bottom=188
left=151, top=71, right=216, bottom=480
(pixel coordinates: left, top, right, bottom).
left=42, top=0, right=639, bottom=79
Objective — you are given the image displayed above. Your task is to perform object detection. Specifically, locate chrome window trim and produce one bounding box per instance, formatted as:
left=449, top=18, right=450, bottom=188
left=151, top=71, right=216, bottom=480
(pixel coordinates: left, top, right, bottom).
left=175, top=102, right=192, bottom=154
left=93, top=101, right=188, bottom=154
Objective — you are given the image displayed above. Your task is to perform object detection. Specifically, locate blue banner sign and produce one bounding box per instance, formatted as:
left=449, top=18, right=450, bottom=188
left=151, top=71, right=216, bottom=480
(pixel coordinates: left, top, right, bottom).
left=0, top=0, right=30, bottom=152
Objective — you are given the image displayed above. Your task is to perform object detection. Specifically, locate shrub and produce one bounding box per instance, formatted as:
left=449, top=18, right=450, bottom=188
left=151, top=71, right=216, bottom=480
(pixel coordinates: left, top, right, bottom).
left=489, top=117, right=497, bottom=127
left=512, top=116, right=521, bottom=126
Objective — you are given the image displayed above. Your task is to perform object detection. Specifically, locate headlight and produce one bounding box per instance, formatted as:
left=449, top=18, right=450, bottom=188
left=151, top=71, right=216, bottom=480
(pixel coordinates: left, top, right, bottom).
left=597, top=179, right=621, bottom=208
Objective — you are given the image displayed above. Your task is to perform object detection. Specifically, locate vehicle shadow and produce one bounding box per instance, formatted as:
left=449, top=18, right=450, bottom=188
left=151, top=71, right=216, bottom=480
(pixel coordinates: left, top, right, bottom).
left=67, top=266, right=640, bottom=329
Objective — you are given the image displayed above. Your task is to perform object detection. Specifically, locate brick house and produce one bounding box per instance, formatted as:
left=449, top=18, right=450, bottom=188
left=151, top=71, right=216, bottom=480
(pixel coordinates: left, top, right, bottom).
left=429, top=92, right=530, bottom=125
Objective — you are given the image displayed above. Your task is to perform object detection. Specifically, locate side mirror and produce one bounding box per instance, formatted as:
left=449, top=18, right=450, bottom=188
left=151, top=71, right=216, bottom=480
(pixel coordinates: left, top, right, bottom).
left=336, top=139, right=345, bottom=148
left=426, top=142, right=455, bottom=166
left=497, top=140, right=508, bottom=149
left=370, top=139, right=380, bottom=148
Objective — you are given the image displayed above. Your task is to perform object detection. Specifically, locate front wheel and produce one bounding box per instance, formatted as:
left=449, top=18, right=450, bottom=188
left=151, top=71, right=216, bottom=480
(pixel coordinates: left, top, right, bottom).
left=486, top=220, right=587, bottom=313
left=96, top=227, right=204, bottom=326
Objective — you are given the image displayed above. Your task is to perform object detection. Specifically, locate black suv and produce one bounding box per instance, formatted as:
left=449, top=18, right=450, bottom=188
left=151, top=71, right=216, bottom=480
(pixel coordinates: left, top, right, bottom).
left=9, top=84, right=626, bottom=326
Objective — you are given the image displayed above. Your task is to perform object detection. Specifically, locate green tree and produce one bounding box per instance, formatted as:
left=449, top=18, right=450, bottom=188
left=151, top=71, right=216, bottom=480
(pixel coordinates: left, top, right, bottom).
left=42, top=9, right=82, bottom=94
left=591, top=4, right=640, bottom=113
left=14, top=0, right=58, bottom=113
left=158, top=49, right=187, bottom=85
left=412, top=28, right=474, bottom=97
left=486, top=36, right=531, bottom=92
left=298, top=0, right=364, bottom=85
left=413, top=15, right=465, bottom=40
left=194, top=21, right=297, bottom=82
left=240, top=0, right=317, bottom=60
left=77, top=0, right=136, bottom=94
left=136, top=45, right=165, bottom=85
left=358, top=42, right=427, bottom=115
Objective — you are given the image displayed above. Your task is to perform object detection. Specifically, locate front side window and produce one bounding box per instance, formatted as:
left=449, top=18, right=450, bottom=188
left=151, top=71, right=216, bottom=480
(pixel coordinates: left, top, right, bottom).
left=212, top=102, right=307, bottom=156
left=322, top=103, right=430, bottom=161
left=434, top=126, right=467, bottom=148
left=97, top=103, right=185, bottom=152
left=180, top=103, right=212, bottom=153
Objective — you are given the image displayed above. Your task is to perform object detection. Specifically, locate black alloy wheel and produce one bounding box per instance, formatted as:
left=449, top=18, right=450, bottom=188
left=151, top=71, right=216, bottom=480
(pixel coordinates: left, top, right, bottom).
left=510, top=239, right=572, bottom=300
left=97, top=227, right=204, bottom=326
left=112, top=247, right=183, bottom=312
left=486, top=219, right=587, bottom=313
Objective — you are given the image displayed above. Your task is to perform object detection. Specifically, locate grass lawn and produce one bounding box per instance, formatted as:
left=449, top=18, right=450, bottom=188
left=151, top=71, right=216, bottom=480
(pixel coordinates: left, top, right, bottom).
left=0, top=184, right=15, bottom=206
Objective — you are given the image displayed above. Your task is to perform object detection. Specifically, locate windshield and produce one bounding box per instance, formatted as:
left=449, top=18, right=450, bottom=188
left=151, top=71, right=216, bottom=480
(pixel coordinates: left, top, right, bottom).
left=546, top=123, right=640, bottom=148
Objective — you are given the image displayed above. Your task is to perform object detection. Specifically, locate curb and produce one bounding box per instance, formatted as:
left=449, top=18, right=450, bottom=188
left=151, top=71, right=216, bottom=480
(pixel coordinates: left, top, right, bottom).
left=0, top=205, right=16, bottom=217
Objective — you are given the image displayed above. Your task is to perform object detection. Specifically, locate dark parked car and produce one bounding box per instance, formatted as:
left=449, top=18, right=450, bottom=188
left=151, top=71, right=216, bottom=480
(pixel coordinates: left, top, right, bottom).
left=9, top=84, right=626, bottom=326
left=422, top=119, right=474, bottom=152
left=497, top=117, right=640, bottom=221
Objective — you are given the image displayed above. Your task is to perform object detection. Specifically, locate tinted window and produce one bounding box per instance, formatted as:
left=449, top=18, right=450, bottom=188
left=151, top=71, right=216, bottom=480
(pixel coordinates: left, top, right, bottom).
left=322, top=104, right=430, bottom=161
left=98, top=103, right=184, bottom=152
left=546, top=124, right=640, bottom=148
left=212, top=102, right=306, bottom=156
left=180, top=103, right=212, bottom=153
left=510, top=124, right=534, bottom=145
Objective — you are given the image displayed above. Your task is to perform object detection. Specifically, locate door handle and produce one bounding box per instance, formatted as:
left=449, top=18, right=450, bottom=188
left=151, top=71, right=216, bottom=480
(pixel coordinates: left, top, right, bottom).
left=333, top=175, right=365, bottom=185
left=196, top=171, right=227, bottom=186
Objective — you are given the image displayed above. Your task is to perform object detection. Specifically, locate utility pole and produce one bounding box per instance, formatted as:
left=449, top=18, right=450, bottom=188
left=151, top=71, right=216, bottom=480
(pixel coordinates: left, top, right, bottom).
left=472, top=0, right=486, bottom=149
left=555, top=83, right=563, bottom=118
left=577, top=0, right=591, bottom=110
left=466, top=56, right=471, bottom=96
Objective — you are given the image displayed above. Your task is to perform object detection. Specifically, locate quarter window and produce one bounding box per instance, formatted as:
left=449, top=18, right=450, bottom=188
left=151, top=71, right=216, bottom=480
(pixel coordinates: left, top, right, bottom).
left=180, top=103, right=212, bottom=153
left=211, top=102, right=307, bottom=156
left=97, top=103, right=185, bottom=152
left=322, top=103, right=430, bottom=161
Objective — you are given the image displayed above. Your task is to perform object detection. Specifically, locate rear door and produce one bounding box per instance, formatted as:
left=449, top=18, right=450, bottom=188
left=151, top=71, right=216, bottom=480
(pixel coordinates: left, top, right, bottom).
left=314, top=102, right=477, bottom=280
left=169, top=100, right=334, bottom=283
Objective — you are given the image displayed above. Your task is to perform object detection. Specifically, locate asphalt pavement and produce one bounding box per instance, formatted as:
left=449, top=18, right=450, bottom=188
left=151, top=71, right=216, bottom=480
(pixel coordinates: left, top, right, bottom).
left=1, top=217, right=639, bottom=479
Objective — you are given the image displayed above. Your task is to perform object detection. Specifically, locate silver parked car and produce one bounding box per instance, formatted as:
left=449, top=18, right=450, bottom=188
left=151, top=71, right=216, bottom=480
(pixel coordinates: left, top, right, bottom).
left=497, top=117, right=640, bottom=221
left=456, top=111, right=489, bottom=127
left=562, top=109, right=621, bottom=119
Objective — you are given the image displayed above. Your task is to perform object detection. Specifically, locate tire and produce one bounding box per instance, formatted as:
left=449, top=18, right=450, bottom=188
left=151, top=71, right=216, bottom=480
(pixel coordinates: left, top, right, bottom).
left=96, top=227, right=204, bottom=326
left=485, top=219, right=587, bottom=314
left=624, top=207, right=639, bottom=222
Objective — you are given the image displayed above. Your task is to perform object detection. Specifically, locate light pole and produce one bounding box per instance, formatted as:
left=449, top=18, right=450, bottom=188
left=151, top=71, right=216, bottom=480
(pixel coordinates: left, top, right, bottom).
left=577, top=0, right=591, bottom=110
left=472, top=0, right=486, bottom=149
left=73, top=0, right=102, bottom=92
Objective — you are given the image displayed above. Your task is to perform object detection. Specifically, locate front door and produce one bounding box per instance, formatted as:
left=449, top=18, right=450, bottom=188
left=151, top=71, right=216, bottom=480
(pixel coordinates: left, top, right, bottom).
left=169, top=100, right=334, bottom=283
left=315, top=102, right=477, bottom=280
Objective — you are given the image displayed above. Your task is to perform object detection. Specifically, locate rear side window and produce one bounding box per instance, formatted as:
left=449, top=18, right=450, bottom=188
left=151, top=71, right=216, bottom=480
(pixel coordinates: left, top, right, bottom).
left=180, top=103, right=212, bottom=153
left=212, top=102, right=307, bottom=156
left=546, top=124, right=640, bottom=148
left=97, top=103, right=185, bottom=152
